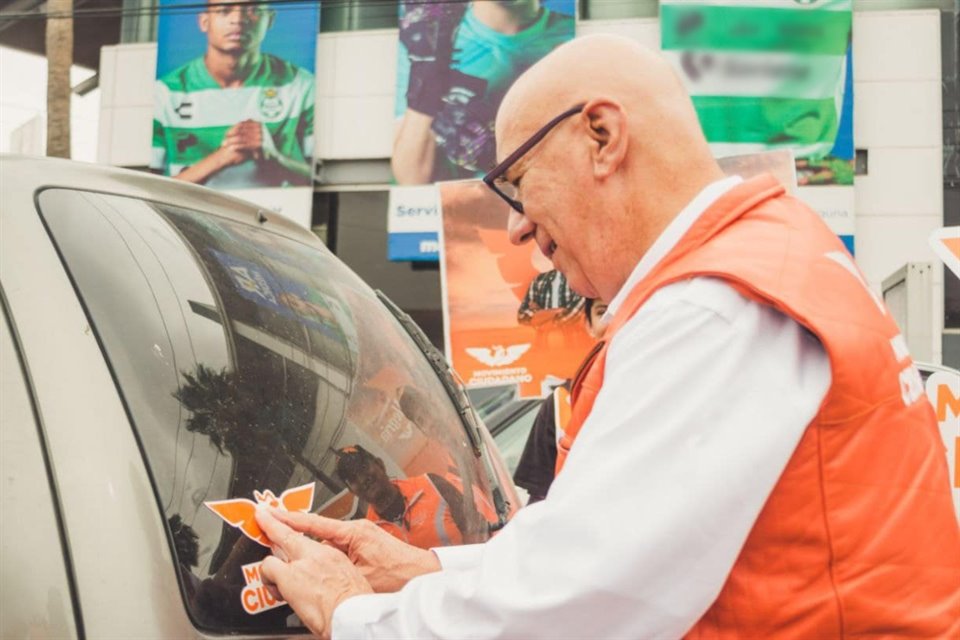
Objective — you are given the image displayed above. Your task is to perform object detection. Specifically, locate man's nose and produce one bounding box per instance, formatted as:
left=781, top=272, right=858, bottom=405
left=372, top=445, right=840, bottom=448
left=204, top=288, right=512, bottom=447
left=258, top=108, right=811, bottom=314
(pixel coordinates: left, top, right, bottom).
left=507, top=209, right=536, bottom=246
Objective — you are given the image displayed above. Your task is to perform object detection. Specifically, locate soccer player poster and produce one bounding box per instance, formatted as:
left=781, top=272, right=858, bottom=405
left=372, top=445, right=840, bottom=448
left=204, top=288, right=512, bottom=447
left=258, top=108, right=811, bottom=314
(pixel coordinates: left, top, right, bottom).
left=152, top=0, right=319, bottom=227
left=661, top=0, right=855, bottom=253
left=388, top=0, right=575, bottom=262
left=438, top=180, right=596, bottom=401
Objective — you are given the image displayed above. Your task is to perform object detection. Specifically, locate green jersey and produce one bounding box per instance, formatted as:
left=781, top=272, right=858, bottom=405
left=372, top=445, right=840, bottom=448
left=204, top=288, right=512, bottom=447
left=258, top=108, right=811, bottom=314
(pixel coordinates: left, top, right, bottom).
left=152, top=53, right=315, bottom=188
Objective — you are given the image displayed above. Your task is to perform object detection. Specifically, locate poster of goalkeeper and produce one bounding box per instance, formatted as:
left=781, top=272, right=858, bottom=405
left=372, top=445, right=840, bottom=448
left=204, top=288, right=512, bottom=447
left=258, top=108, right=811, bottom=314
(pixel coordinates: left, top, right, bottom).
left=391, top=0, right=575, bottom=185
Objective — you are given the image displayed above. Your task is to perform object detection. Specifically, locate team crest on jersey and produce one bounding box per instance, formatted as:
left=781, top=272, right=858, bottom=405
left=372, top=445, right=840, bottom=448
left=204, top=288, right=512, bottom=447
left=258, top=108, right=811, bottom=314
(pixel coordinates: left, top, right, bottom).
left=259, top=88, right=284, bottom=119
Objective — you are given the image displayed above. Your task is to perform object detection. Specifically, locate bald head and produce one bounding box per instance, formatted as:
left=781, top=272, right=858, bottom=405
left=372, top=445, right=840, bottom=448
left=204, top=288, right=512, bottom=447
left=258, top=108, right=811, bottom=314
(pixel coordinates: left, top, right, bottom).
left=496, top=35, right=723, bottom=303
left=498, top=34, right=711, bottom=173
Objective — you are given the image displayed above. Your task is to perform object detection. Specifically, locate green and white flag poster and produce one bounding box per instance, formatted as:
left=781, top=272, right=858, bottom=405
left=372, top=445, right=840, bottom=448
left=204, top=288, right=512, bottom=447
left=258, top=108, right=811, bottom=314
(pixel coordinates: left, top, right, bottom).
left=662, top=0, right=855, bottom=253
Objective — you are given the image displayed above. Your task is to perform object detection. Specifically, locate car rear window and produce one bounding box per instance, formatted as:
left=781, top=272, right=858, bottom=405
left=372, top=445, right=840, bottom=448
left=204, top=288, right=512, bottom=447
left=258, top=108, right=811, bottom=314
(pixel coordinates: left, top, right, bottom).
left=38, top=189, right=505, bottom=633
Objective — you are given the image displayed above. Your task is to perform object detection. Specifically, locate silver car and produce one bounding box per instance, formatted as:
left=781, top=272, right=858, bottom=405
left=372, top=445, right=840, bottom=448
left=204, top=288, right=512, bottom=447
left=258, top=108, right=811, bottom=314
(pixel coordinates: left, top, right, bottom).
left=0, top=155, right=519, bottom=638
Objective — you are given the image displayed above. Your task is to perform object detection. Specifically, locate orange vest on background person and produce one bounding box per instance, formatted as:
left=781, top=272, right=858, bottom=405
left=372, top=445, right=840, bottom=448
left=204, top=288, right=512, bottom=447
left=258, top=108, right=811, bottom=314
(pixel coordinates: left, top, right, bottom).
left=367, top=474, right=463, bottom=550
left=559, top=175, right=960, bottom=638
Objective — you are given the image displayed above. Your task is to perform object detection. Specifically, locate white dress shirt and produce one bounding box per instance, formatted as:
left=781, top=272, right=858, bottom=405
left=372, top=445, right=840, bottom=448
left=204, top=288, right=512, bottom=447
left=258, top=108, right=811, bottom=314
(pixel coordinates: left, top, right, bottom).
left=332, top=177, right=832, bottom=639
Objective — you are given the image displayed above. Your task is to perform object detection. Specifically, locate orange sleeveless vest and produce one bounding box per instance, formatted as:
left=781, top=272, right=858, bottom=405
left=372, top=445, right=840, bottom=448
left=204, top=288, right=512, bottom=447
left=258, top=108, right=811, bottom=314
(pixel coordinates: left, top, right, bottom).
left=558, top=175, right=960, bottom=637
left=367, top=475, right=463, bottom=550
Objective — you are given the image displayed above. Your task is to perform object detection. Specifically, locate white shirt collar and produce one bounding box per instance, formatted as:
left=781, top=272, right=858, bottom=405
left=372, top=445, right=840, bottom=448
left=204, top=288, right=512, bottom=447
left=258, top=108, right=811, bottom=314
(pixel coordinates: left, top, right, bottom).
left=604, top=175, right=744, bottom=319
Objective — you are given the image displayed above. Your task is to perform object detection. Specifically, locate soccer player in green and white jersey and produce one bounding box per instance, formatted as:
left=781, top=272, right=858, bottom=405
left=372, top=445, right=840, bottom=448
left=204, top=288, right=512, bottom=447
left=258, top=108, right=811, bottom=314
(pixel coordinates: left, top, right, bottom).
left=152, top=0, right=314, bottom=188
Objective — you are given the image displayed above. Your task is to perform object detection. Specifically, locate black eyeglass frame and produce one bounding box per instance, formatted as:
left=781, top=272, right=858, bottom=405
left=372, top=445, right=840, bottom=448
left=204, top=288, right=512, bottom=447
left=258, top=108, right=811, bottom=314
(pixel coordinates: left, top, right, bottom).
left=482, top=103, right=586, bottom=214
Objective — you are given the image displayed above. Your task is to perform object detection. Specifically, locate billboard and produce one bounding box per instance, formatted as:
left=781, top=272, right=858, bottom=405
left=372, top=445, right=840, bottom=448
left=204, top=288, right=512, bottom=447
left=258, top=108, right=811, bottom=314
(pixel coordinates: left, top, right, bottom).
left=439, top=181, right=596, bottom=400
left=437, top=152, right=797, bottom=401
left=388, top=0, right=576, bottom=261
left=661, top=0, right=855, bottom=252
left=152, top=0, right=319, bottom=227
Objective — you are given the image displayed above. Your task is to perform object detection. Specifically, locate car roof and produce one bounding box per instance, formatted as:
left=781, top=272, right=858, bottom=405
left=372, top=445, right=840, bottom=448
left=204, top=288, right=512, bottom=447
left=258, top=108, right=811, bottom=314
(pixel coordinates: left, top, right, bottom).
left=0, top=154, right=318, bottom=247
left=916, top=361, right=960, bottom=376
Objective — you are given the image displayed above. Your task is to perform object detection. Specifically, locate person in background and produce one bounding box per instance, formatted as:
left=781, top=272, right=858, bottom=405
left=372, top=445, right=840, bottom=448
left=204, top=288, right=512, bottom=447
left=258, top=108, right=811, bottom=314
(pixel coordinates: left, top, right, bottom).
left=513, top=298, right=607, bottom=502
left=516, top=268, right=584, bottom=327
left=335, top=445, right=479, bottom=551
left=254, top=36, right=960, bottom=639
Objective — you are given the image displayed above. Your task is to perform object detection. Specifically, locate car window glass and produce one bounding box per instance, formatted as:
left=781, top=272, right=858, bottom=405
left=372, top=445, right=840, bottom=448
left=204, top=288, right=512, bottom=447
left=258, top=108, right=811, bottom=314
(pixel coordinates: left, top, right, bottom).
left=492, top=403, right=541, bottom=475
left=38, top=189, right=503, bottom=633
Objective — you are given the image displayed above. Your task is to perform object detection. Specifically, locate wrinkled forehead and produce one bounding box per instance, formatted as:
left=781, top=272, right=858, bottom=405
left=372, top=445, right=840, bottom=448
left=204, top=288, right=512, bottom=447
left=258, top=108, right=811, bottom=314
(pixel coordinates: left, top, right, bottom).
left=494, top=103, right=545, bottom=165
left=494, top=72, right=547, bottom=162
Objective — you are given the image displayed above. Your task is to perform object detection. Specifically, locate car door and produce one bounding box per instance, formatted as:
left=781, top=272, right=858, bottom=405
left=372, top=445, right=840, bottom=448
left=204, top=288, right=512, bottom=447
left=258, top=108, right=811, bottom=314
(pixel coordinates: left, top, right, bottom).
left=28, top=185, right=516, bottom=635
left=0, top=292, right=79, bottom=639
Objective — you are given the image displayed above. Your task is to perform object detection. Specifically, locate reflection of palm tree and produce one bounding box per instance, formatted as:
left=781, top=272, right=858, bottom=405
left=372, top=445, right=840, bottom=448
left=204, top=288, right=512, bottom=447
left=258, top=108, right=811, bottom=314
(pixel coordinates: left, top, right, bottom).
left=168, top=514, right=200, bottom=568
left=173, top=364, right=341, bottom=492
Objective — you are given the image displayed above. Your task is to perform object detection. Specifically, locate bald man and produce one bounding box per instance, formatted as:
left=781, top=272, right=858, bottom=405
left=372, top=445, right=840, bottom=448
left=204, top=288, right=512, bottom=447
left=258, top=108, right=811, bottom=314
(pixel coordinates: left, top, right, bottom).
left=254, top=36, right=960, bottom=639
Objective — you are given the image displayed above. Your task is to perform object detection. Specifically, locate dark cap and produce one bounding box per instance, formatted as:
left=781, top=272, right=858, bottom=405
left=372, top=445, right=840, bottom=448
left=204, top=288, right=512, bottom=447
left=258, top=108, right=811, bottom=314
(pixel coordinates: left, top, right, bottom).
left=335, top=444, right=378, bottom=484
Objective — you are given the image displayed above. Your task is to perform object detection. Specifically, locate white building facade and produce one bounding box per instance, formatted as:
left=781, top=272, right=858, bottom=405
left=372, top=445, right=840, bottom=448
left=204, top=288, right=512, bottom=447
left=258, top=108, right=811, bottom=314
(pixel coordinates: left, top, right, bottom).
left=95, top=2, right=960, bottom=366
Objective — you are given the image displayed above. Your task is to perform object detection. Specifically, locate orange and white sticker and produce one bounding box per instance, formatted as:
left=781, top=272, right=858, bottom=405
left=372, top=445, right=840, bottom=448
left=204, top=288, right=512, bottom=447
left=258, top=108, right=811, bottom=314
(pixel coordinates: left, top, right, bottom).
left=205, top=483, right=316, bottom=616
left=925, top=371, right=960, bottom=519
left=240, top=560, right=285, bottom=615
left=205, top=482, right=315, bottom=547
left=929, top=226, right=960, bottom=279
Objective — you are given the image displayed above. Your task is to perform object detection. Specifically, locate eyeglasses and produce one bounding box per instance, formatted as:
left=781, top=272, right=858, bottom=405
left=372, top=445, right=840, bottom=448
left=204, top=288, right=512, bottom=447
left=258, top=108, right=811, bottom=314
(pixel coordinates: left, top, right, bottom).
left=483, top=103, right=585, bottom=214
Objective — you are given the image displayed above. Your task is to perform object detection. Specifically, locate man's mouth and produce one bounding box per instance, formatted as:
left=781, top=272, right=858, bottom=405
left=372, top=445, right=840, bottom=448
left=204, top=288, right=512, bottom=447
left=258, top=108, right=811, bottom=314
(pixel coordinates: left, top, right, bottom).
left=540, top=240, right=557, bottom=259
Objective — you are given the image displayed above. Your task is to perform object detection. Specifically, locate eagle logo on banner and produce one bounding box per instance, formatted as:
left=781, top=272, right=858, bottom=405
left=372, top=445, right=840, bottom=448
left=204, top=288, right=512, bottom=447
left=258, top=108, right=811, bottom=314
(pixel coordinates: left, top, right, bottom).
left=466, top=344, right=532, bottom=367
left=930, top=227, right=960, bottom=280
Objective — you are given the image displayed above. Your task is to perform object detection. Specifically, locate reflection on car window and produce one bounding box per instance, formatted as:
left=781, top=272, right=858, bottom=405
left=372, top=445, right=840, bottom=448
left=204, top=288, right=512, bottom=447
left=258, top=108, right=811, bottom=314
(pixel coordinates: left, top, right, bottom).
left=38, top=189, right=501, bottom=633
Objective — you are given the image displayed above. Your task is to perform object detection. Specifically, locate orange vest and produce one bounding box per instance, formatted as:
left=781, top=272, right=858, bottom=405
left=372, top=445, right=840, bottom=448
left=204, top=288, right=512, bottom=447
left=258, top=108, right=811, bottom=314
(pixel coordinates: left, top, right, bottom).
left=559, top=176, right=960, bottom=638
left=367, top=475, right=463, bottom=550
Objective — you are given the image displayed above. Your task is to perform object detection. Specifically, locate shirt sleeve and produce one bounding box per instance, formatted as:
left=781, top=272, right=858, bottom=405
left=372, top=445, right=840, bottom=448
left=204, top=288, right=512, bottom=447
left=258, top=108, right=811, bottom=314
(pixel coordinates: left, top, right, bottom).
left=394, top=40, right=410, bottom=118
left=151, top=80, right=170, bottom=173
left=332, top=277, right=831, bottom=639
left=297, top=70, right=315, bottom=161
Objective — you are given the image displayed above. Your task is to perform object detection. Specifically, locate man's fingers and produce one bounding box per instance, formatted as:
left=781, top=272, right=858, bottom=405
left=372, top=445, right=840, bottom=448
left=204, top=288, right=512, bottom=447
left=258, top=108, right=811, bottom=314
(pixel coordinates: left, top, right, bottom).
left=270, top=510, right=354, bottom=548
left=259, top=555, right=288, bottom=594
left=256, top=507, right=314, bottom=561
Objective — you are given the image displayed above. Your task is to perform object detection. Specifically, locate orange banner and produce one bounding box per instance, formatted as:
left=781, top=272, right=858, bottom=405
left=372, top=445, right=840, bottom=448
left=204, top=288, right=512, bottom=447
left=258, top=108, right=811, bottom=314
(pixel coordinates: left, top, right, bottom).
left=439, top=181, right=595, bottom=399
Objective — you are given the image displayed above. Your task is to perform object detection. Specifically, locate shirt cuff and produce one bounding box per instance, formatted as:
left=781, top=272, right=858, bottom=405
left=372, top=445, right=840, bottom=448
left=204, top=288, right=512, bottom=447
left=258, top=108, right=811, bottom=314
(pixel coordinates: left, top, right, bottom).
left=432, top=543, right=483, bottom=571
left=331, top=592, right=401, bottom=640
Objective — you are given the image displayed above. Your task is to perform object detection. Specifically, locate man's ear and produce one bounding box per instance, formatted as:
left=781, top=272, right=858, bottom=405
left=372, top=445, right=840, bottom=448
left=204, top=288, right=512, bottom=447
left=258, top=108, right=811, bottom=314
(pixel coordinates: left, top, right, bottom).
left=198, top=12, right=209, bottom=33
left=581, top=98, right=628, bottom=180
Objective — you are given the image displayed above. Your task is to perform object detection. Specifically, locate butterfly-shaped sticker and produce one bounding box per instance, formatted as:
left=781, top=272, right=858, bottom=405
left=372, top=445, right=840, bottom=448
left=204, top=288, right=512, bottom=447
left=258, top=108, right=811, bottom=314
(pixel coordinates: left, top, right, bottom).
left=205, top=482, right=315, bottom=547
left=930, top=227, right=960, bottom=280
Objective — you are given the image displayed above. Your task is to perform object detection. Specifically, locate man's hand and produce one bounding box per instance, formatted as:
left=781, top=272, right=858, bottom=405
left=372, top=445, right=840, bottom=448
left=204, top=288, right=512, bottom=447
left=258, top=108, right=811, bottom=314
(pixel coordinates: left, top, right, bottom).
left=220, top=119, right=264, bottom=162
left=174, top=120, right=269, bottom=184
left=258, top=508, right=441, bottom=593
left=257, top=509, right=373, bottom=640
